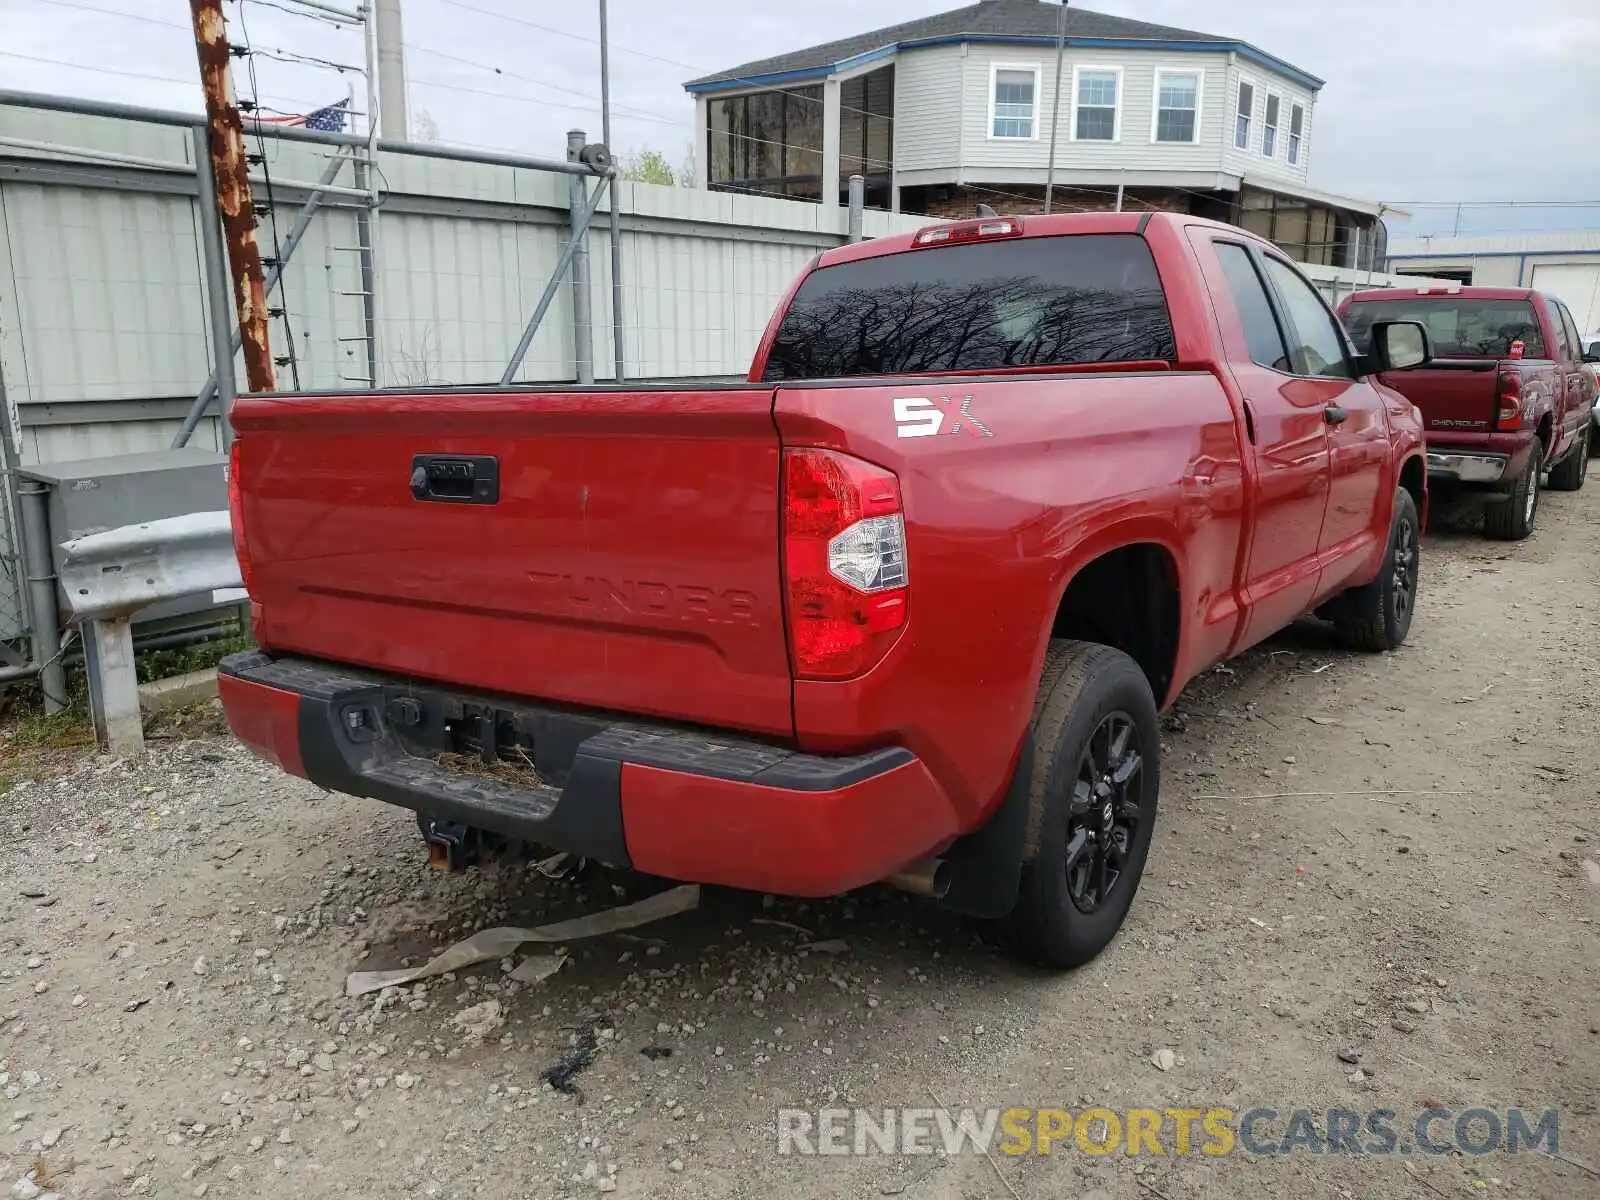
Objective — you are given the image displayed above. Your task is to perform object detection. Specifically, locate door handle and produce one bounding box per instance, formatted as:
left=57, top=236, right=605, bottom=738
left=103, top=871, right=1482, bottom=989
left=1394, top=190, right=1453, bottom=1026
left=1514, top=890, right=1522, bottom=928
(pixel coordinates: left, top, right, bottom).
left=1324, top=405, right=1349, bottom=426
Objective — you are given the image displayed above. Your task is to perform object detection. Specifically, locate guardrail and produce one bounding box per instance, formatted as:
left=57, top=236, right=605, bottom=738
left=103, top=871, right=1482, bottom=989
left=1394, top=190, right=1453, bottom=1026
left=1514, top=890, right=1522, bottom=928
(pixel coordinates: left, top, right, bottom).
left=58, top=512, right=242, bottom=754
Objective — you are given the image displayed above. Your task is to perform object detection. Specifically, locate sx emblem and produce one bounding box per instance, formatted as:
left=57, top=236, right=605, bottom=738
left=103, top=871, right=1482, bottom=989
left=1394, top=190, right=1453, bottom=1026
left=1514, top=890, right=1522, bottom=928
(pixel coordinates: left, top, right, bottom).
left=892, top=395, right=995, bottom=439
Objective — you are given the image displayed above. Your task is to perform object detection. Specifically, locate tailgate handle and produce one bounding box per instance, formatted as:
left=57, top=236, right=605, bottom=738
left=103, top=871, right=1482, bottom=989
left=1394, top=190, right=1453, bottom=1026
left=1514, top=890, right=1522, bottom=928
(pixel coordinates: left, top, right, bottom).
left=410, top=455, right=499, bottom=504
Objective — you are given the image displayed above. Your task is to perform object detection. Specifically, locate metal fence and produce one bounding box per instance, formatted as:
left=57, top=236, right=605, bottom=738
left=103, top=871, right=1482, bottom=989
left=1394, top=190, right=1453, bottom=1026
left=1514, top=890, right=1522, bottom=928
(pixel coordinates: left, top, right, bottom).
left=0, top=91, right=927, bottom=464
left=0, top=89, right=1447, bottom=688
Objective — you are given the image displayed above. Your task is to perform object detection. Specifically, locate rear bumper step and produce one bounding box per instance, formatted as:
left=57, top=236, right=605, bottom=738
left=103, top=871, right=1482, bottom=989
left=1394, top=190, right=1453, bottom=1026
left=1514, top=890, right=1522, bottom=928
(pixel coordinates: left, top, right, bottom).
left=217, top=652, right=962, bottom=896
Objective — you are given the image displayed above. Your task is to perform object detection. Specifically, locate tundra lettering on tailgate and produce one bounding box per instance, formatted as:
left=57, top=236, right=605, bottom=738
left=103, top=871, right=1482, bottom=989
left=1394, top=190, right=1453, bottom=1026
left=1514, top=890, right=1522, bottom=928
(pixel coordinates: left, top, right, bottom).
left=526, top=572, right=760, bottom=627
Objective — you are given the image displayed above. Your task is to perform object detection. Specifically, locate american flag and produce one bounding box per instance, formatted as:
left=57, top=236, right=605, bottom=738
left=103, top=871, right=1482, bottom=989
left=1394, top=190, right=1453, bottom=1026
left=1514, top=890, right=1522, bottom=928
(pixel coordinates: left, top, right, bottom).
left=250, top=99, right=349, bottom=132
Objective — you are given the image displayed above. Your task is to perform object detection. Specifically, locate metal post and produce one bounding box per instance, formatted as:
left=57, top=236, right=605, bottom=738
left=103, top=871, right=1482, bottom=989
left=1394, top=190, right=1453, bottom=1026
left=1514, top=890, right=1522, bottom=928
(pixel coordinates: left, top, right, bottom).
left=1043, top=0, right=1068, bottom=215
left=360, top=13, right=384, bottom=386
left=847, top=174, right=865, bottom=242
left=175, top=150, right=350, bottom=448
left=501, top=174, right=611, bottom=385
left=188, top=0, right=275, bottom=394
left=1115, top=181, right=1124, bottom=212
left=599, top=0, right=626, bottom=381
left=191, top=126, right=239, bottom=445
left=567, top=129, right=595, bottom=386
left=83, top=616, right=142, bottom=755
left=17, top=482, right=64, bottom=714
left=375, top=0, right=409, bottom=138
left=353, top=159, right=380, bottom=386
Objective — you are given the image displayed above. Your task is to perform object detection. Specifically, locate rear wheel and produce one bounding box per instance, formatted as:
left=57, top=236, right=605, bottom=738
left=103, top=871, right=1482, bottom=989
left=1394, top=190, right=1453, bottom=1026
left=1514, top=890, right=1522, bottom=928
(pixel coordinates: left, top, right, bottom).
left=1331, top=488, right=1419, bottom=652
left=1484, top=442, right=1541, bottom=541
left=994, top=641, right=1159, bottom=969
left=1548, top=427, right=1589, bottom=492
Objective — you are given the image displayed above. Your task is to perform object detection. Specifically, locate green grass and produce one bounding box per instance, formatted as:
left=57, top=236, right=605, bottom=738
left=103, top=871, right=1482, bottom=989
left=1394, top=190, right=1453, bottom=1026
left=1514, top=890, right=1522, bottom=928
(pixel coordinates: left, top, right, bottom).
left=136, top=629, right=255, bottom=684
left=3, top=624, right=256, bottom=750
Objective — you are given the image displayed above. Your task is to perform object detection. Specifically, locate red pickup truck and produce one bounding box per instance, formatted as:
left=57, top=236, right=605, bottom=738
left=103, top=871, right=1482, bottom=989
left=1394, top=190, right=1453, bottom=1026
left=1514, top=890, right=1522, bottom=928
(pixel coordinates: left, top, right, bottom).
left=219, top=212, right=1429, bottom=969
left=1339, top=286, right=1596, bottom=539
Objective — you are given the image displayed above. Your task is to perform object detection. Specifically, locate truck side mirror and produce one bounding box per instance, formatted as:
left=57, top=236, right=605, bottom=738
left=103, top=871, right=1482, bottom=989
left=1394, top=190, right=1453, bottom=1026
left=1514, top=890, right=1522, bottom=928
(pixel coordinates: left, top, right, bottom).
left=1366, top=320, right=1430, bottom=373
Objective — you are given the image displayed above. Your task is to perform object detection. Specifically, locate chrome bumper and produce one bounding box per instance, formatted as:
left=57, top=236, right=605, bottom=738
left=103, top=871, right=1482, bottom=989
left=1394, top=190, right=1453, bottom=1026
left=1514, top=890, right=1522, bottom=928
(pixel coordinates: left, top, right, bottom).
left=1427, top=451, right=1508, bottom=484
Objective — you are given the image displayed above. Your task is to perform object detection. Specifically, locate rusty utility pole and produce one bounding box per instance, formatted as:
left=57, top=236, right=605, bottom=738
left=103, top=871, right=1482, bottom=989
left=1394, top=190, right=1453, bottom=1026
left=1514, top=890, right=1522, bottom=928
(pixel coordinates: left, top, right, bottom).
left=189, top=0, right=275, bottom=393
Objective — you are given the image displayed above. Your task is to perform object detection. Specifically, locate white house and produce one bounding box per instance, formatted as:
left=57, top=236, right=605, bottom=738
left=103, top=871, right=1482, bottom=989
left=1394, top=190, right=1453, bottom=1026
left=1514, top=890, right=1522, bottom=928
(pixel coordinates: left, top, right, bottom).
left=685, top=0, right=1387, bottom=268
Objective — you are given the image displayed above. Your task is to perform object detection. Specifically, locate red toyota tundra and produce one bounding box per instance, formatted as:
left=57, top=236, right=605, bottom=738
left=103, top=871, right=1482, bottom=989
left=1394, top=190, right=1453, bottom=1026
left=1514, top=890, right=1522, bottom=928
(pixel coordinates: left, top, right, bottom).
left=219, top=212, right=1430, bottom=969
left=1339, top=286, right=1596, bottom=539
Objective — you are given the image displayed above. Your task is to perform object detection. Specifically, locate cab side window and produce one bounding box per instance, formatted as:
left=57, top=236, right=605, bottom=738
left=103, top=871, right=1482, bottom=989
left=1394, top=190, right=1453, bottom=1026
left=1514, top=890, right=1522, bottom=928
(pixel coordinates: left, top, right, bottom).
left=1259, top=257, right=1353, bottom=380
left=1214, top=243, right=1290, bottom=372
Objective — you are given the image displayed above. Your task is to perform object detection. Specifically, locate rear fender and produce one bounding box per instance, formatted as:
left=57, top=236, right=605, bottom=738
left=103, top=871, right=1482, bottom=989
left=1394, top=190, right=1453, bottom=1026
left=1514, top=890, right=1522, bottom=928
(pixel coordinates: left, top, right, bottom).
left=1029, top=518, right=1189, bottom=710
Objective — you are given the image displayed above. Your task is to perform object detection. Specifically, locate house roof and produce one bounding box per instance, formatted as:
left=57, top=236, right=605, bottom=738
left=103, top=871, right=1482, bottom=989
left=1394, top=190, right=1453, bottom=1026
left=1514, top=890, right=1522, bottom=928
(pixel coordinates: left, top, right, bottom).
left=684, top=0, right=1323, bottom=93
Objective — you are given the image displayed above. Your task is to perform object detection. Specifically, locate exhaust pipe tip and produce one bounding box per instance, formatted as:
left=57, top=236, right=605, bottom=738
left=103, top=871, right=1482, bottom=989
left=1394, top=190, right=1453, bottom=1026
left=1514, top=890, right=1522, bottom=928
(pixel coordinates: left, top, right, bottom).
left=886, top=859, right=951, bottom=901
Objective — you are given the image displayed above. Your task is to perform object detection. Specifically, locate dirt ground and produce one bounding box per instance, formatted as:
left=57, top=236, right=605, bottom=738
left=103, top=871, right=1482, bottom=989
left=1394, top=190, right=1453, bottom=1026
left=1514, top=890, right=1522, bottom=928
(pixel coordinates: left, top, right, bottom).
left=2, top=484, right=1597, bottom=1200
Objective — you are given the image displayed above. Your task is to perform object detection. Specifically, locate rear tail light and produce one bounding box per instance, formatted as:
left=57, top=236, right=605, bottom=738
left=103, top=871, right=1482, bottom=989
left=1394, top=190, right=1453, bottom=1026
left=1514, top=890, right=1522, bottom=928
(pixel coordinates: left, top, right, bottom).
left=1495, top=368, right=1523, bottom=431
left=782, top=448, right=908, bottom=680
left=227, top=439, right=254, bottom=595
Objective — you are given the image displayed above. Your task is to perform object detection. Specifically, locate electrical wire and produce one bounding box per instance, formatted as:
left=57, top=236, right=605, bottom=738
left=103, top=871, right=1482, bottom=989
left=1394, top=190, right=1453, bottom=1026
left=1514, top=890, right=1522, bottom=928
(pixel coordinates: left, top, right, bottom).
left=404, top=43, right=674, bottom=124
left=433, top=0, right=897, bottom=127
left=25, top=0, right=190, bottom=30
left=408, top=75, right=683, bottom=126
left=243, top=0, right=355, bottom=27
left=231, top=1, right=303, bottom=389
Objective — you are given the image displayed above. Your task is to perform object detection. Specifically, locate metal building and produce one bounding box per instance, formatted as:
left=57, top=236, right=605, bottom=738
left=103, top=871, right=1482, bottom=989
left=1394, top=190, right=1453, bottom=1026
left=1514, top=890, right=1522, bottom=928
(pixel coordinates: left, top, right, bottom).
left=1386, top=230, right=1600, bottom=333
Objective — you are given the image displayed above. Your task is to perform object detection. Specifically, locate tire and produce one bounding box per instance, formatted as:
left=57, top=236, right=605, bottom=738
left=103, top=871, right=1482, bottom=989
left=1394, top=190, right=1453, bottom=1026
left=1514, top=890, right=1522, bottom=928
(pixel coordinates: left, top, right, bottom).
left=1483, top=441, right=1541, bottom=541
left=1331, top=487, right=1420, bottom=653
left=1548, top=427, right=1589, bottom=492
left=993, top=641, right=1160, bottom=969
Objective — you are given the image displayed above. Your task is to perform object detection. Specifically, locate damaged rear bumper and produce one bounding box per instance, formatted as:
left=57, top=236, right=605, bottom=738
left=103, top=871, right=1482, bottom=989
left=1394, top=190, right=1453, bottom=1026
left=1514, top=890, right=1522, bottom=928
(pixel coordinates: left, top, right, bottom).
left=217, top=652, right=964, bottom=898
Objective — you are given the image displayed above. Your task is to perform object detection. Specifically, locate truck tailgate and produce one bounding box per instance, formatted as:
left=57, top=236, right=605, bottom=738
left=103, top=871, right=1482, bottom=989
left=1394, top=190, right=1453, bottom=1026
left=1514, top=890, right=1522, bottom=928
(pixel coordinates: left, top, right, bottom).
left=230, top=387, right=793, bottom=736
left=1379, top=360, right=1499, bottom=432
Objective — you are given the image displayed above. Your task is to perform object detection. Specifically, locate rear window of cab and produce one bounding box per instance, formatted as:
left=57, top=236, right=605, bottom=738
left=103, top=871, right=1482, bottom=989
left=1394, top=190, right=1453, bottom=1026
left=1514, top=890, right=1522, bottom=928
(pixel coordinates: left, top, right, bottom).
left=761, top=233, right=1177, bottom=381
left=1343, top=298, right=1546, bottom=359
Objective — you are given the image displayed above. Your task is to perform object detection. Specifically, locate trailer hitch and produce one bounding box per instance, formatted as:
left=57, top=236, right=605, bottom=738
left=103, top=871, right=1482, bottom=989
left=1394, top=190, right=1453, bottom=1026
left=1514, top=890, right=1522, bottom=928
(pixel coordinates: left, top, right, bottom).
left=422, top=818, right=478, bottom=871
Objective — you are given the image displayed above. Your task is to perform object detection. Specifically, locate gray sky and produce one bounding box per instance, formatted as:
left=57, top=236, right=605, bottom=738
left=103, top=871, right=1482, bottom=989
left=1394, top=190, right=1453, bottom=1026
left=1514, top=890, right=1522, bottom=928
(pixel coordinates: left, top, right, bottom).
left=3, top=0, right=1597, bottom=235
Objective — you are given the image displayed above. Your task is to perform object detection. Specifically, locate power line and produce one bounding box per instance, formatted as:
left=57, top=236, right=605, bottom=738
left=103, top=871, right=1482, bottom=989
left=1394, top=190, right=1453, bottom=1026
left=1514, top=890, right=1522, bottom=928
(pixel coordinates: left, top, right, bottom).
left=1386, top=200, right=1600, bottom=208
left=432, top=0, right=896, bottom=127
left=0, top=49, right=334, bottom=113
left=407, top=75, right=683, bottom=126
left=26, top=0, right=190, bottom=30
left=404, top=44, right=672, bottom=124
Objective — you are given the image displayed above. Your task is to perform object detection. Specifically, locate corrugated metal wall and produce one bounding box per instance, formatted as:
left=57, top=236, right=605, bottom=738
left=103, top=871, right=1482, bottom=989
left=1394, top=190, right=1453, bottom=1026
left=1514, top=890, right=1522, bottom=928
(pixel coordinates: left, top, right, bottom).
left=0, top=103, right=1444, bottom=468
left=0, top=104, right=927, bottom=465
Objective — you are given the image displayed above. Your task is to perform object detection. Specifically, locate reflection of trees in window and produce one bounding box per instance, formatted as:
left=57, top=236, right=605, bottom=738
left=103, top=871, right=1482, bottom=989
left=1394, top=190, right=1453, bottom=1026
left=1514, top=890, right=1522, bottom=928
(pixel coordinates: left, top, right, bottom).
left=766, top=279, right=1175, bottom=378
left=764, top=235, right=1177, bottom=380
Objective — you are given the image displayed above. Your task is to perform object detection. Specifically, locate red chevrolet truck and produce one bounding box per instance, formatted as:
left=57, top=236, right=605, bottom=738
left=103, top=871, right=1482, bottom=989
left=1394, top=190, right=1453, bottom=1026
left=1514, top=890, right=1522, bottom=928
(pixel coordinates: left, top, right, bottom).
left=1339, top=286, right=1596, bottom=539
left=219, top=212, right=1430, bottom=969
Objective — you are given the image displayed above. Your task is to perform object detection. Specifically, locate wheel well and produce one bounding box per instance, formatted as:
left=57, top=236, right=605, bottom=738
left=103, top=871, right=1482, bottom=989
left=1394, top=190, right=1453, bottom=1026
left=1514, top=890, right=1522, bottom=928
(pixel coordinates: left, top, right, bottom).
left=1399, top=455, right=1425, bottom=516
left=1049, top=544, right=1179, bottom=704
left=1537, top=413, right=1553, bottom=456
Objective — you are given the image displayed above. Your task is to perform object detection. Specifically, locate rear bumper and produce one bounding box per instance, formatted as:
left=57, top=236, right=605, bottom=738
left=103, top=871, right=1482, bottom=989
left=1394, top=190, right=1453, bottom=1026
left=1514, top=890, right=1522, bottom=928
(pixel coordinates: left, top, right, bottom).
left=217, top=652, right=961, bottom=897
left=1426, top=451, right=1508, bottom=485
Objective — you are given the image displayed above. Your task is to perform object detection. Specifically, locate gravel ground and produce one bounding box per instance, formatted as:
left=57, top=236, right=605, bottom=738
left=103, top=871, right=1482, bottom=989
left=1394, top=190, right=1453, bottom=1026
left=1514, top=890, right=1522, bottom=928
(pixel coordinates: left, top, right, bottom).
left=2, top=485, right=1598, bottom=1200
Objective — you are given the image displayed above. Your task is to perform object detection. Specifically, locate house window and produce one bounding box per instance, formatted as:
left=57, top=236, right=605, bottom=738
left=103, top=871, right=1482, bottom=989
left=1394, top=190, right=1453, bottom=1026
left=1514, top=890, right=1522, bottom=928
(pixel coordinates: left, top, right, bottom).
left=1154, top=71, right=1201, bottom=143
left=1288, top=103, right=1304, bottom=164
left=1263, top=93, right=1281, bottom=157
left=706, top=84, right=825, bottom=201
left=1072, top=66, right=1120, bottom=141
left=1234, top=79, right=1254, bottom=149
left=991, top=65, right=1038, bottom=139
left=838, top=65, right=896, bottom=208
